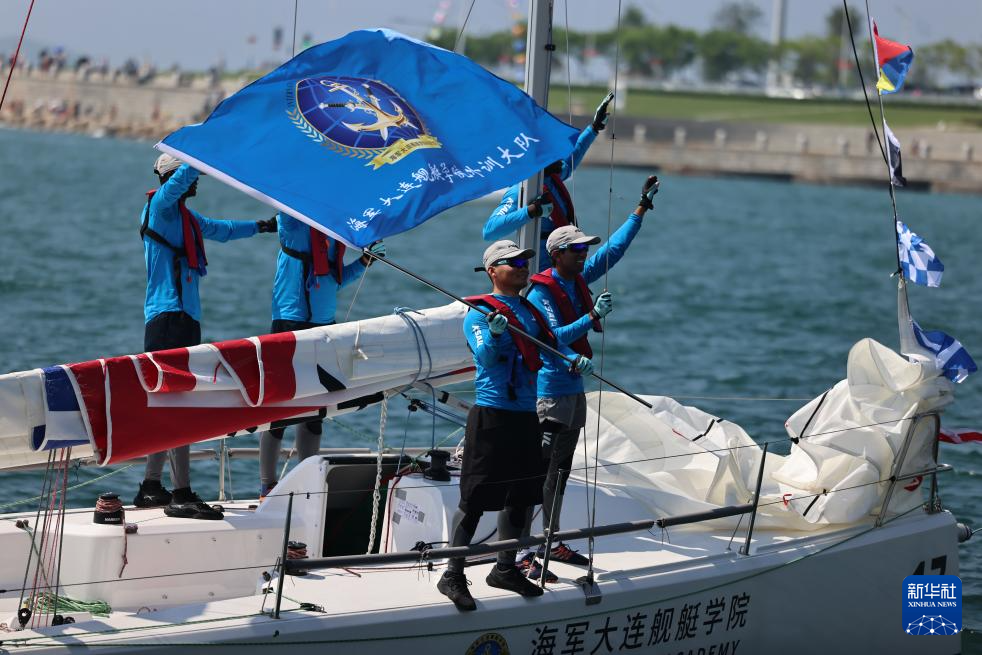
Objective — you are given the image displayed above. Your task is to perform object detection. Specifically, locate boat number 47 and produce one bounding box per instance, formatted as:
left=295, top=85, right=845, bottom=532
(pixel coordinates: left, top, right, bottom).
left=913, top=555, right=947, bottom=576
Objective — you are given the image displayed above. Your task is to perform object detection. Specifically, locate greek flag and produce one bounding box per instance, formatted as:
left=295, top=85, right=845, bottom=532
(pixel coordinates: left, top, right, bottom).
left=912, top=321, right=977, bottom=383
left=158, top=29, right=579, bottom=247
left=896, top=220, right=943, bottom=287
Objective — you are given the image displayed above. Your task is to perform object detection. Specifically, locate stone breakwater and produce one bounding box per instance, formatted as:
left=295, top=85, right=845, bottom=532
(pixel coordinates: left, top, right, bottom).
left=3, top=67, right=982, bottom=193
left=0, top=67, right=240, bottom=140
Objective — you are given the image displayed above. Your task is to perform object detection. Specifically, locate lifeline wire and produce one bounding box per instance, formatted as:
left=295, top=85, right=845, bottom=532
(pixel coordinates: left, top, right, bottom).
left=0, top=0, right=36, bottom=113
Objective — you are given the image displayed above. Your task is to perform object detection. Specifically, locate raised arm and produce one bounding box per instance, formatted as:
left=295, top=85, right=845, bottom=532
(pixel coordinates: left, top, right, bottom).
left=582, top=175, right=658, bottom=284
left=152, top=164, right=199, bottom=208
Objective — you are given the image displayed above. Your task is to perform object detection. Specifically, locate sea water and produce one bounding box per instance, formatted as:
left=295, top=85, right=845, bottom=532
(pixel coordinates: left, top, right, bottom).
left=1, top=127, right=979, bottom=642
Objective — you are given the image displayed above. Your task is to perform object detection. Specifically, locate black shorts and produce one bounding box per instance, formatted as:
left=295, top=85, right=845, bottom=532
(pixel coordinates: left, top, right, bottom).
left=458, top=405, right=545, bottom=512
left=270, top=319, right=334, bottom=333
left=144, top=311, right=201, bottom=352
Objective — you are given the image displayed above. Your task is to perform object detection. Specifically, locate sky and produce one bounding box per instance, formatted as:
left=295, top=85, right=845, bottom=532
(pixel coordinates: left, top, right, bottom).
left=1, top=0, right=980, bottom=71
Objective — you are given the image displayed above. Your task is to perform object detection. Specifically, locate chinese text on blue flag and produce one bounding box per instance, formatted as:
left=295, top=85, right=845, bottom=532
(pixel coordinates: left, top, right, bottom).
left=158, top=29, right=579, bottom=247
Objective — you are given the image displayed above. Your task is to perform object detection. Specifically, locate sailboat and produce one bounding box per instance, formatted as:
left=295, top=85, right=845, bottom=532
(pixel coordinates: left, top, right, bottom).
left=0, top=3, right=974, bottom=653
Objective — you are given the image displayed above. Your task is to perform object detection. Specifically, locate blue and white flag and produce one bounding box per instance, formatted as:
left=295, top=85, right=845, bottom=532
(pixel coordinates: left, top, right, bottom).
left=896, top=220, right=943, bottom=287
left=158, top=29, right=579, bottom=247
left=31, top=366, right=89, bottom=451
left=912, top=321, right=977, bottom=383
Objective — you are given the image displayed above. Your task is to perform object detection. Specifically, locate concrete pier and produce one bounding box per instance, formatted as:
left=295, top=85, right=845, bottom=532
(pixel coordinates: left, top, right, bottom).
left=581, top=115, right=982, bottom=194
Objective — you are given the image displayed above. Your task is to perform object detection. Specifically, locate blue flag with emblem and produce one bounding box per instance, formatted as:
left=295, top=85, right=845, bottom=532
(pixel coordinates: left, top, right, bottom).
left=157, top=29, right=579, bottom=247
left=896, top=220, right=943, bottom=287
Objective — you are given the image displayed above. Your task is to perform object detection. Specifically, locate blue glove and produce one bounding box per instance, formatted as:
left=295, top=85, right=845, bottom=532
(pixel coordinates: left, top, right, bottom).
left=488, top=312, right=508, bottom=337
left=592, top=291, right=613, bottom=318
left=592, top=92, right=614, bottom=132
left=361, top=241, right=386, bottom=265
left=574, top=355, right=594, bottom=377
left=369, top=241, right=386, bottom=257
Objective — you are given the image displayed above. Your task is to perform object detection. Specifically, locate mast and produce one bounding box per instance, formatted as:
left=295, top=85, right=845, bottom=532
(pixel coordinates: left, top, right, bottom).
left=517, top=0, right=555, bottom=273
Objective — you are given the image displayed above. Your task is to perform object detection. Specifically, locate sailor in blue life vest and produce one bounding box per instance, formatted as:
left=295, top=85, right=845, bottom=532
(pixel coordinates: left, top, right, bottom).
left=482, top=92, right=614, bottom=269
left=517, top=175, right=659, bottom=580
left=135, top=153, right=278, bottom=520
left=436, top=240, right=593, bottom=612
left=258, top=212, right=385, bottom=499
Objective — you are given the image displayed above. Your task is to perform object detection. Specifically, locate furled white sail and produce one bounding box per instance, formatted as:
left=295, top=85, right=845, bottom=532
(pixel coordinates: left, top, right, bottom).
left=572, top=338, right=951, bottom=529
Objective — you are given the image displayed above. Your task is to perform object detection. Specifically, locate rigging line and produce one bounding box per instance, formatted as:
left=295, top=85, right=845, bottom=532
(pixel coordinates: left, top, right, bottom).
left=364, top=249, right=653, bottom=409
left=52, top=448, right=72, bottom=624
left=343, top=260, right=370, bottom=322
left=19, top=450, right=55, bottom=618
left=863, top=0, right=905, bottom=280
left=291, top=0, right=299, bottom=58
left=587, top=0, right=624, bottom=581
left=563, top=0, right=573, bottom=127
left=0, top=0, right=36, bottom=114
left=842, top=0, right=887, bottom=167
left=453, top=0, right=479, bottom=53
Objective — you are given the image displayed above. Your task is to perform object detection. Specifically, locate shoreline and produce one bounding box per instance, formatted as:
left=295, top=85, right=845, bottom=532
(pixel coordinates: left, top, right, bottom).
left=3, top=66, right=982, bottom=194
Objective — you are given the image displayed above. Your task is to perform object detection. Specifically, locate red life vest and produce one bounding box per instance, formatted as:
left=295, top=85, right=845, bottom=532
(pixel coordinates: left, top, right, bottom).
left=309, top=228, right=345, bottom=286
left=545, top=173, right=575, bottom=228
left=141, top=190, right=208, bottom=282
left=529, top=269, right=602, bottom=358
left=464, top=294, right=556, bottom=373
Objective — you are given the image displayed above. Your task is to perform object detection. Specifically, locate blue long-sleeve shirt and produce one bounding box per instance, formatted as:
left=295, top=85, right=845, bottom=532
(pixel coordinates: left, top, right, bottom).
left=271, top=213, right=366, bottom=324
left=142, top=164, right=259, bottom=323
left=483, top=125, right=598, bottom=269
left=463, top=295, right=576, bottom=412
left=527, top=212, right=643, bottom=397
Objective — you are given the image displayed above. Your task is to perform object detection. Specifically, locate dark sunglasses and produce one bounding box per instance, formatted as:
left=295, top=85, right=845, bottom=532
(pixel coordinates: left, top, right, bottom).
left=493, top=257, right=529, bottom=268
left=560, top=243, right=590, bottom=253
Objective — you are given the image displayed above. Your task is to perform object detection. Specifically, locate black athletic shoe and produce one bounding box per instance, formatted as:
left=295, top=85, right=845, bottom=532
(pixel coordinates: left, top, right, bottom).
left=518, top=552, right=558, bottom=583
left=486, top=565, right=544, bottom=597
left=546, top=542, right=590, bottom=566
left=165, top=488, right=224, bottom=521
left=437, top=571, right=476, bottom=611
left=133, top=480, right=172, bottom=508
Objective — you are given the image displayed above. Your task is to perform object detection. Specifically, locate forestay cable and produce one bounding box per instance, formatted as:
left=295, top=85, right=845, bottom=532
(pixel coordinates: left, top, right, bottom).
left=0, top=0, right=36, bottom=114
left=586, top=0, right=624, bottom=579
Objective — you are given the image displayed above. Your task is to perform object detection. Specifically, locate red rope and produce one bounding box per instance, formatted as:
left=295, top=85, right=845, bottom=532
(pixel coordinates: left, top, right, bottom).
left=0, top=0, right=37, bottom=114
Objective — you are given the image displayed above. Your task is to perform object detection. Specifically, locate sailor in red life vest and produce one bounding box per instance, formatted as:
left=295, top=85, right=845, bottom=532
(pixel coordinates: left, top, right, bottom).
left=518, top=175, right=659, bottom=580
left=436, top=240, right=592, bottom=612
left=483, top=92, right=615, bottom=270
left=136, top=153, right=278, bottom=520
left=258, top=212, right=385, bottom=499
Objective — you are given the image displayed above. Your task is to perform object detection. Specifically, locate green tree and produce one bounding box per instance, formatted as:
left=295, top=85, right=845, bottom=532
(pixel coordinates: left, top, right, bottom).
left=712, top=1, right=763, bottom=36
left=699, top=30, right=770, bottom=82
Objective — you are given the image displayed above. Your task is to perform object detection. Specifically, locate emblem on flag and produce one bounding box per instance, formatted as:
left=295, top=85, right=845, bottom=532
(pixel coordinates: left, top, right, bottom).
left=289, top=76, right=441, bottom=168
left=896, top=220, right=943, bottom=287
